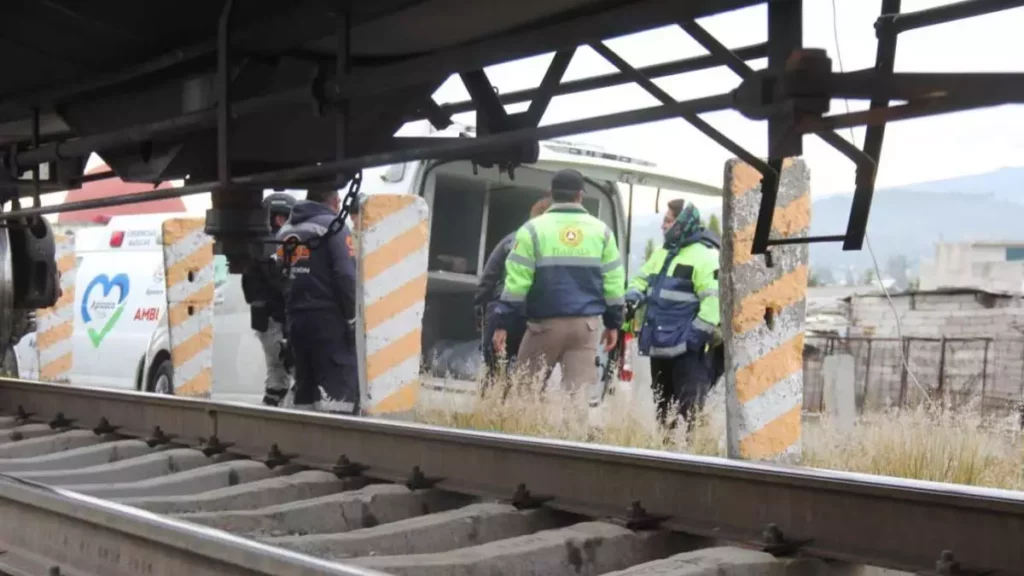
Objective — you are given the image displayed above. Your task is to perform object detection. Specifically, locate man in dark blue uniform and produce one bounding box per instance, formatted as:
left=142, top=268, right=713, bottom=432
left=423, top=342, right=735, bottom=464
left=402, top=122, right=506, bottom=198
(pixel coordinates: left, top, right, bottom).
left=276, top=186, right=359, bottom=414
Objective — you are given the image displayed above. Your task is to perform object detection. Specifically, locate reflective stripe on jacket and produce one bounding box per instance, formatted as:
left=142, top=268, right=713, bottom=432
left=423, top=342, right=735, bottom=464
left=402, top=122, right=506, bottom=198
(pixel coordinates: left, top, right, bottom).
left=498, top=203, right=625, bottom=329
left=629, top=237, right=720, bottom=358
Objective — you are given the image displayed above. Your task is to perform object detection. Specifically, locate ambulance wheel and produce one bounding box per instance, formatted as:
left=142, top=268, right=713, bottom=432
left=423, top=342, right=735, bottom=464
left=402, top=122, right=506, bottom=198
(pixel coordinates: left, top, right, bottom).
left=148, top=359, right=174, bottom=395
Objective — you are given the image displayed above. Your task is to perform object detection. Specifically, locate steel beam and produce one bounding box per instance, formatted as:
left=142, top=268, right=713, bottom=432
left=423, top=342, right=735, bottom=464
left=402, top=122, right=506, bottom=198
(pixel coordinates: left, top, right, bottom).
left=436, top=43, right=768, bottom=118
left=887, top=0, right=1024, bottom=33
left=12, top=43, right=768, bottom=173
left=523, top=49, right=575, bottom=127
left=336, top=1, right=351, bottom=184
left=331, top=0, right=759, bottom=102
left=589, top=41, right=775, bottom=177
left=0, top=93, right=735, bottom=220
left=678, top=20, right=753, bottom=79
left=843, top=0, right=900, bottom=251
left=460, top=70, right=510, bottom=134
left=13, top=86, right=307, bottom=169
left=749, top=0, right=803, bottom=257
left=217, top=0, right=235, bottom=190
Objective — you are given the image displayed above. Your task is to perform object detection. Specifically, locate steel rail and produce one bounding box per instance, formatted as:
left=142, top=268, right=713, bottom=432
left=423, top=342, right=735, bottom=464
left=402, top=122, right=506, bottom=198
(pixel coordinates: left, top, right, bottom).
left=0, top=473, right=387, bottom=576
left=1, top=379, right=1022, bottom=574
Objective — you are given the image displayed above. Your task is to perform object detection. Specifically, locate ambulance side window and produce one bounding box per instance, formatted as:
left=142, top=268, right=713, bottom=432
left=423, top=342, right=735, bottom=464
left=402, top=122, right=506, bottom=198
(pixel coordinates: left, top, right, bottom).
left=214, top=255, right=229, bottom=288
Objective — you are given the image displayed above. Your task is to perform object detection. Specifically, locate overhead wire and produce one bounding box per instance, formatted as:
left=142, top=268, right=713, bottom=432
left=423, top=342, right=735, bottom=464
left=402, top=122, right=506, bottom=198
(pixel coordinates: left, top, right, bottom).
left=828, top=0, right=930, bottom=401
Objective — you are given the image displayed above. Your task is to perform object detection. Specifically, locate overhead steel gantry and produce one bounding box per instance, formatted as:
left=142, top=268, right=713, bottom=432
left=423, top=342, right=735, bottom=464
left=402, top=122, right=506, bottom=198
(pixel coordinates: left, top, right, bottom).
left=0, top=0, right=1022, bottom=271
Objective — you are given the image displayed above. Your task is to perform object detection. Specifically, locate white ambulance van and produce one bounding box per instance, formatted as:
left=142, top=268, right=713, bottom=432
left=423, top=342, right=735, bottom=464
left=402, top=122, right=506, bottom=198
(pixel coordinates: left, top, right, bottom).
left=14, top=214, right=243, bottom=396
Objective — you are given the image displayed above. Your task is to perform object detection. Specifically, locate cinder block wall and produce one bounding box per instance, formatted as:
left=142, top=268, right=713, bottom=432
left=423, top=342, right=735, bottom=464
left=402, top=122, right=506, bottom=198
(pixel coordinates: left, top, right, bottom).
left=805, top=292, right=1024, bottom=414
left=850, top=292, right=1024, bottom=340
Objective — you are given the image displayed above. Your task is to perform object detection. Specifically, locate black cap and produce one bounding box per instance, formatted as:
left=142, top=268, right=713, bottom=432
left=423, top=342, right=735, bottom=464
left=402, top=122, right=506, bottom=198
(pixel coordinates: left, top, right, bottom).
left=551, top=169, right=584, bottom=195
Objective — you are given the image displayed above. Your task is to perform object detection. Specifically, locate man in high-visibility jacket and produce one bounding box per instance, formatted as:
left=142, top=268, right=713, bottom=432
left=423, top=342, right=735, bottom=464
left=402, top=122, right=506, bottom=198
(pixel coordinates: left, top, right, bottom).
left=475, top=197, right=553, bottom=384
left=493, top=169, right=625, bottom=393
left=626, top=199, right=720, bottom=430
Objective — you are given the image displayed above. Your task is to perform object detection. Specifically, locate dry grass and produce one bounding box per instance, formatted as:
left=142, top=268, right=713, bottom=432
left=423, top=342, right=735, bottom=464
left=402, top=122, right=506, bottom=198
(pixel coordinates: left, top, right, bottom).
left=804, top=403, right=1024, bottom=490
left=415, top=367, right=1024, bottom=491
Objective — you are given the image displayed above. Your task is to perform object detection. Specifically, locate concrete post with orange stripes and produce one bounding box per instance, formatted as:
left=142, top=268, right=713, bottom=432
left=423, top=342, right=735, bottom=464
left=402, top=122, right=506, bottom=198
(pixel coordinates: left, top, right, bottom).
left=36, top=232, right=77, bottom=382
left=355, top=194, right=430, bottom=415
left=161, top=218, right=215, bottom=397
left=721, top=158, right=810, bottom=462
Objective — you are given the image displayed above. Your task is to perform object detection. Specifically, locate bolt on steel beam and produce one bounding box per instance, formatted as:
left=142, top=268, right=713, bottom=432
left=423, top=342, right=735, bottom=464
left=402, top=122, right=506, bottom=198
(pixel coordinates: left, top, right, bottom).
left=460, top=69, right=511, bottom=134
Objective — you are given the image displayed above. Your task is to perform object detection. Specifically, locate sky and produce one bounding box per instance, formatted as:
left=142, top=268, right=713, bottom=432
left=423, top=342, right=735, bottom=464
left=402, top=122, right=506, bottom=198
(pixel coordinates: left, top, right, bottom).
left=429, top=0, right=1024, bottom=198
left=45, top=1, right=1024, bottom=218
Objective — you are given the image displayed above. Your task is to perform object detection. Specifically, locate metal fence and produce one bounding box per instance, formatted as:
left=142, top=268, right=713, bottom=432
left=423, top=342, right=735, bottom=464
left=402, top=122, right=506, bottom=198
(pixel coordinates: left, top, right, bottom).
left=804, top=336, right=1024, bottom=416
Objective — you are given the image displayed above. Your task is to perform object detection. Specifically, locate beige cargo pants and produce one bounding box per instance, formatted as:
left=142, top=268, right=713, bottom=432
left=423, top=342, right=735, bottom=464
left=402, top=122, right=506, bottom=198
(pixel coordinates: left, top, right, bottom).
left=516, top=316, right=600, bottom=394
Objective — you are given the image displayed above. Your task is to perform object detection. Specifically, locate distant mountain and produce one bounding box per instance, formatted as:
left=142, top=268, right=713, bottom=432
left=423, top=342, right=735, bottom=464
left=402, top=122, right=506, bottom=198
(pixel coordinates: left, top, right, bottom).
left=809, top=167, right=1024, bottom=271
left=625, top=166, right=1024, bottom=276
left=887, top=167, right=1024, bottom=202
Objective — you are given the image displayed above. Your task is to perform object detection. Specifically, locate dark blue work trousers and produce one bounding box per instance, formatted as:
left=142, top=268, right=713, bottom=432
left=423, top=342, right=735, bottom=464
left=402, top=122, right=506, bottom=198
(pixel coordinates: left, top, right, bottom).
left=650, top=349, right=714, bottom=430
left=287, top=310, right=360, bottom=414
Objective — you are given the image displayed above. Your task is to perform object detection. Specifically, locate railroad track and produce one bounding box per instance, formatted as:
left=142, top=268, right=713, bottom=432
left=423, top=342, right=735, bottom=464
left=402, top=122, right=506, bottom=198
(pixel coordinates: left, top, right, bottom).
left=0, top=379, right=1021, bottom=576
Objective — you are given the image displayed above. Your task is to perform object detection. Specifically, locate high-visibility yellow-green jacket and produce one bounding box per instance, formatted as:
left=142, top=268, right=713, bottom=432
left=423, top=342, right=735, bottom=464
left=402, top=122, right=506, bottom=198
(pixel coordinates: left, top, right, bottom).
left=626, top=234, right=720, bottom=357
left=496, top=203, right=625, bottom=329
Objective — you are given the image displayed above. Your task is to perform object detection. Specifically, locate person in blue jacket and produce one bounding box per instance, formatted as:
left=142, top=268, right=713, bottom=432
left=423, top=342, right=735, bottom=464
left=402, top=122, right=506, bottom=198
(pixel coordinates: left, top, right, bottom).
left=276, top=185, right=359, bottom=414
left=625, top=199, right=721, bottom=430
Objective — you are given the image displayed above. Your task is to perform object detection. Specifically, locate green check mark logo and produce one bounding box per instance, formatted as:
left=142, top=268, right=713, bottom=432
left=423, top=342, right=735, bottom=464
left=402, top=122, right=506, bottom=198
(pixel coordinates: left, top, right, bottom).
left=81, top=273, right=131, bottom=349
left=87, top=304, right=125, bottom=348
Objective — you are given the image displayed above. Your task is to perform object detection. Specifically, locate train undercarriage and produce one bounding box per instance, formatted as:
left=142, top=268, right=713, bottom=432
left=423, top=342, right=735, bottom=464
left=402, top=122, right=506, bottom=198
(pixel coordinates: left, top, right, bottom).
left=0, top=0, right=1021, bottom=357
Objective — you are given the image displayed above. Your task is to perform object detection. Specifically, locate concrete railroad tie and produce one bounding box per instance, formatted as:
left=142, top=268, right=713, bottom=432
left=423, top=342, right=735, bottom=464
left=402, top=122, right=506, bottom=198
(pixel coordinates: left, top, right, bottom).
left=0, top=426, right=906, bottom=576
left=0, top=430, right=113, bottom=461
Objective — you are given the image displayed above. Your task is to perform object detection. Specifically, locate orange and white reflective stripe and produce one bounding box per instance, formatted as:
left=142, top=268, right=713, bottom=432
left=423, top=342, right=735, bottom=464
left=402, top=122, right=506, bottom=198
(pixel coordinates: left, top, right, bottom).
left=721, top=158, right=810, bottom=461
left=36, top=232, right=76, bottom=382
left=161, top=218, right=215, bottom=397
left=356, top=194, right=429, bottom=414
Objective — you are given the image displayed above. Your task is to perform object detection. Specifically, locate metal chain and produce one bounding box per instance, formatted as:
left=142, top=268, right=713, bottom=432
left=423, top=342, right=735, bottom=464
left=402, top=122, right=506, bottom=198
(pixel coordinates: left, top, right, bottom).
left=279, top=170, right=363, bottom=279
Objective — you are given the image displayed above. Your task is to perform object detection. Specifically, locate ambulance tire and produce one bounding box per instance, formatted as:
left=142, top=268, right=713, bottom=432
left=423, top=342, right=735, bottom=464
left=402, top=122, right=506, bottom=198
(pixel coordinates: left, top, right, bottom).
left=147, top=359, right=174, bottom=396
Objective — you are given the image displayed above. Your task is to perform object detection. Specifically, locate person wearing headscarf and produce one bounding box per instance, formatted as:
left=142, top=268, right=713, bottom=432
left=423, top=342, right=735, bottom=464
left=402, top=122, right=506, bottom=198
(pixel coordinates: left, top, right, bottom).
left=625, top=199, right=720, bottom=430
